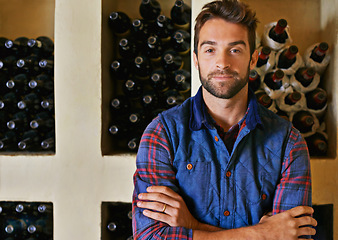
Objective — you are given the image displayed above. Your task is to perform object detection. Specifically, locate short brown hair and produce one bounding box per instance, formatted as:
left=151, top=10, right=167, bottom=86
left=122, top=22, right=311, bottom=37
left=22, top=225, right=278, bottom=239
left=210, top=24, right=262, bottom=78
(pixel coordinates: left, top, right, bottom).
left=194, top=0, right=258, bottom=55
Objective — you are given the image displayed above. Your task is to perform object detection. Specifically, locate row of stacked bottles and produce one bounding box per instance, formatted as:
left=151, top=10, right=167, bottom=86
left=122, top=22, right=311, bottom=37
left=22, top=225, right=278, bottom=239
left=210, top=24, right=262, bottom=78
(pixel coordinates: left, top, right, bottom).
left=101, top=202, right=133, bottom=240
left=251, top=19, right=330, bottom=156
left=107, top=0, right=191, bottom=152
left=0, top=36, right=55, bottom=153
left=0, top=201, right=53, bottom=240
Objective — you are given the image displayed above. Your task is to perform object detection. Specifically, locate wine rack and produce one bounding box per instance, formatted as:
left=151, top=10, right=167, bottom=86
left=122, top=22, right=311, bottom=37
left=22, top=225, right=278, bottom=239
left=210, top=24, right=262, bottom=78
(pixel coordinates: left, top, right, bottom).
left=0, top=201, right=53, bottom=240
left=101, top=0, right=192, bottom=155
left=101, top=202, right=133, bottom=240
left=0, top=0, right=337, bottom=240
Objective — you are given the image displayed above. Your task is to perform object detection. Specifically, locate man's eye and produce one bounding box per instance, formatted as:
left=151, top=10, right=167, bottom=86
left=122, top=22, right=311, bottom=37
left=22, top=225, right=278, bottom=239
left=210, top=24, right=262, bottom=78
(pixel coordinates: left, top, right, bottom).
left=230, top=49, right=240, bottom=53
left=206, top=49, right=214, bottom=53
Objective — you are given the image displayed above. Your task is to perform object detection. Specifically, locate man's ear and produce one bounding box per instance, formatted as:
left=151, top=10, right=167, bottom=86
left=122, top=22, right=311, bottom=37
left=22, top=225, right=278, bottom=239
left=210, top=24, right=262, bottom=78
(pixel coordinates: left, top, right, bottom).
left=250, top=49, right=258, bottom=70
left=193, top=51, right=199, bottom=70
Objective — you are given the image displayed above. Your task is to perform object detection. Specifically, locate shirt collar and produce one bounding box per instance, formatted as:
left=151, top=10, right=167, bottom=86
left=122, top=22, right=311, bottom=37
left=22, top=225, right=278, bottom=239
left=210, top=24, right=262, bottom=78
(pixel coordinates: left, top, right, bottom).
left=189, top=86, right=262, bottom=131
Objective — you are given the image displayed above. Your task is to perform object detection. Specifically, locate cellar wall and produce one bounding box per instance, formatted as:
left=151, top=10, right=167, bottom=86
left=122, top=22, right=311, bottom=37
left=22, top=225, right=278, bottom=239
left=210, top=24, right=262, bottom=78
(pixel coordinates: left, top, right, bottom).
left=0, top=0, right=337, bottom=239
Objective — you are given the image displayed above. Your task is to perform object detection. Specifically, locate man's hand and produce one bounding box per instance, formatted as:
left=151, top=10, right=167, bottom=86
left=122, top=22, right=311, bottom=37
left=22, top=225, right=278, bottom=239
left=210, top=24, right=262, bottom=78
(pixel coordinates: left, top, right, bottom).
left=256, top=206, right=317, bottom=239
left=137, top=186, right=200, bottom=229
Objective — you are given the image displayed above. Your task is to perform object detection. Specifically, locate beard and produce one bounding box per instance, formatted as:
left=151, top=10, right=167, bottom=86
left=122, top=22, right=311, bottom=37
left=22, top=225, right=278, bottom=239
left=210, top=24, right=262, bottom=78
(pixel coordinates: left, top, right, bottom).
left=199, top=64, right=250, bottom=99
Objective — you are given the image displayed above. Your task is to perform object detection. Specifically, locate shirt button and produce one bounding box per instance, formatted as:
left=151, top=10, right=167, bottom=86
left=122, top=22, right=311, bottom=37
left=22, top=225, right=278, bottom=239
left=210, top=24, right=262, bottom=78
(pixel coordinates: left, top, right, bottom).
left=186, top=163, right=193, bottom=170
left=262, top=194, right=267, bottom=200
left=226, top=171, right=231, bottom=177
left=224, top=210, right=230, bottom=216
left=214, top=136, right=219, bottom=142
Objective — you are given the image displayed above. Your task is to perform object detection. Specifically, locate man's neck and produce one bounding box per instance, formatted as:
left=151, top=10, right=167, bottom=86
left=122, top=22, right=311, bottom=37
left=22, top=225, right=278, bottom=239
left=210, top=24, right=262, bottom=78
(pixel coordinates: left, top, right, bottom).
left=202, top=87, right=249, bottom=132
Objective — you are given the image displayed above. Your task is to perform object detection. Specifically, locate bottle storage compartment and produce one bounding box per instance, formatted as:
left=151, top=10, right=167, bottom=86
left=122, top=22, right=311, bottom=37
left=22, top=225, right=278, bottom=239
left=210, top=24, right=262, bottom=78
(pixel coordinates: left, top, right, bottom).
left=101, top=0, right=192, bottom=155
left=101, top=202, right=133, bottom=240
left=242, top=0, right=337, bottom=159
left=0, top=201, right=53, bottom=239
left=0, top=0, right=55, bottom=155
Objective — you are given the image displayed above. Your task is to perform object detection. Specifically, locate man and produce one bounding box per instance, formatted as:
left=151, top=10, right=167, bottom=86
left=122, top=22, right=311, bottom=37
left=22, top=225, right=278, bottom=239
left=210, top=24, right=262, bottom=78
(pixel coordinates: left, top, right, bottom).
left=132, top=0, right=317, bottom=239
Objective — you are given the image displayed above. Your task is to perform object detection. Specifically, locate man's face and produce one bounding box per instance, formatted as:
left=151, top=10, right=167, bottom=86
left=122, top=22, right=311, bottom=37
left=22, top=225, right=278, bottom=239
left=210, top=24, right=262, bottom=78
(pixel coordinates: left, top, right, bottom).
left=193, top=18, right=257, bottom=99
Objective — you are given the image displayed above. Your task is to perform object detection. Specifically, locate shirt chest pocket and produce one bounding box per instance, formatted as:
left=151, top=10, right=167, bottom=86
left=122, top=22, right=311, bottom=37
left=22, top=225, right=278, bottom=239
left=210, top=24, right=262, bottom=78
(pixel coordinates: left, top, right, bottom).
left=174, top=160, right=212, bottom=219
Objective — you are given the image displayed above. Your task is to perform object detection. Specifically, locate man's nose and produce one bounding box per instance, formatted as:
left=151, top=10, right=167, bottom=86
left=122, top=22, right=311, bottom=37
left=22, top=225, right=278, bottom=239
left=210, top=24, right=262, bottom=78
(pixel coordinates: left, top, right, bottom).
left=216, top=52, right=230, bottom=69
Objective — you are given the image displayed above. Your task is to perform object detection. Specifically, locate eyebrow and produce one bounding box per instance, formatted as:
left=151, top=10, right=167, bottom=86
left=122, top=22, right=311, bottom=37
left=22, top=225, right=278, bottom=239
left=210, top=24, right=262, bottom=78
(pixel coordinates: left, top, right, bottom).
left=199, top=40, right=247, bottom=48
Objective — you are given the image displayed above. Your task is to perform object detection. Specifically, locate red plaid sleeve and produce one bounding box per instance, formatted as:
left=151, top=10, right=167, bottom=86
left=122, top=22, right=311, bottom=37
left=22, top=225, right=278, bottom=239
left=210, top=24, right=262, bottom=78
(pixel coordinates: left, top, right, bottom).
left=132, top=117, right=193, bottom=240
left=272, top=126, right=312, bottom=214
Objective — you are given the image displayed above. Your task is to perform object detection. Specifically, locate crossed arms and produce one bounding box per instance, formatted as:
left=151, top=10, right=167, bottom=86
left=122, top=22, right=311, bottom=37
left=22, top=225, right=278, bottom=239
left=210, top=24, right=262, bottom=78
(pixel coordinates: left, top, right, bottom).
left=132, top=119, right=317, bottom=240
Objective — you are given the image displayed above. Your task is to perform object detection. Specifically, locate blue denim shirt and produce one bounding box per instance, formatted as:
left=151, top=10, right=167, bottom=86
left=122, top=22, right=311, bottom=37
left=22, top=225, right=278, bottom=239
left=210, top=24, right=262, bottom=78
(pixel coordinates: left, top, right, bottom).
left=133, top=86, right=311, bottom=238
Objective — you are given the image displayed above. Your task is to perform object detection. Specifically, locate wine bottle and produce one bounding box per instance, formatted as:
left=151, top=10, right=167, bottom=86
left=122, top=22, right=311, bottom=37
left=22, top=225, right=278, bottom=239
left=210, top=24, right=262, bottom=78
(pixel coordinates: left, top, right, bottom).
left=305, top=88, right=328, bottom=110
left=118, top=37, right=139, bottom=59
left=4, top=218, right=27, bottom=235
left=17, top=129, right=41, bottom=150
left=141, top=90, right=159, bottom=111
left=309, top=42, right=329, bottom=63
left=263, top=69, right=284, bottom=91
left=277, top=45, right=298, bottom=69
left=0, top=37, right=14, bottom=57
left=262, top=19, right=290, bottom=51
left=123, top=79, right=143, bottom=99
left=131, top=19, right=150, bottom=42
left=7, top=111, right=30, bottom=132
left=303, top=42, right=331, bottom=75
left=145, top=35, right=163, bottom=62
left=108, top=11, right=132, bottom=36
left=27, top=36, right=54, bottom=57
left=109, top=122, right=129, bottom=139
left=40, top=130, right=55, bottom=150
left=0, top=55, right=17, bottom=74
left=149, top=69, right=170, bottom=92
left=163, top=89, right=184, bottom=109
left=153, top=15, right=175, bottom=43
left=16, top=55, right=40, bottom=75
left=41, top=93, right=54, bottom=111
left=110, top=95, right=130, bottom=114
left=127, top=135, right=142, bottom=152
left=30, top=111, right=54, bottom=132
left=294, top=67, right=316, bottom=88
left=28, top=73, right=54, bottom=95
left=17, top=92, right=42, bottom=113
left=248, top=69, right=261, bottom=92
left=0, top=131, right=17, bottom=151
left=268, top=19, right=288, bottom=44
left=161, top=50, right=183, bottom=72
left=171, top=29, right=191, bottom=56
left=128, top=108, right=148, bottom=130
left=6, top=73, right=30, bottom=95
left=0, top=111, right=8, bottom=130
left=110, top=58, right=130, bottom=80
left=0, top=72, right=11, bottom=95
left=284, top=91, right=302, bottom=106
left=305, top=132, right=328, bottom=156
left=0, top=92, right=18, bottom=113
left=139, top=0, right=161, bottom=22
left=12, top=36, right=30, bottom=57
left=255, top=91, right=273, bottom=108
left=133, top=55, right=152, bottom=79
left=172, top=69, right=191, bottom=98
left=256, top=46, right=271, bottom=68
left=170, top=0, right=191, bottom=30
left=38, top=57, right=54, bottom=75
left=292, top=110, right=315, bottom=133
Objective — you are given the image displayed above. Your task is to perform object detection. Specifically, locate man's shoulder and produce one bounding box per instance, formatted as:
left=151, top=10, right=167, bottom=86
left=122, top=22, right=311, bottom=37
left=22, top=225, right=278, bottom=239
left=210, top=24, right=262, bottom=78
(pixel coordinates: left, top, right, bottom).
left=258, top=104, right=292, bottom=130
left=159, top=97, right=193, bottom=121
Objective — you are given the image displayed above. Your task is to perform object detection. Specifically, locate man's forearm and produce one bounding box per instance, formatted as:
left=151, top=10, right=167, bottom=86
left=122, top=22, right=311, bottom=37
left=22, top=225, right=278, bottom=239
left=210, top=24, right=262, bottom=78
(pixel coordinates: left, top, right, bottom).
left=193, top=225, right=261, bottom=240
left=193, top=206, right=317, bottom=240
